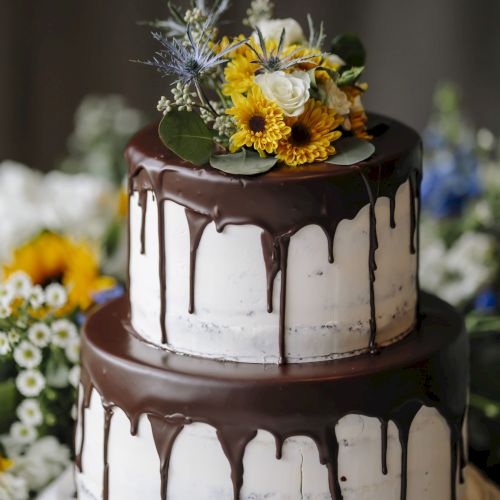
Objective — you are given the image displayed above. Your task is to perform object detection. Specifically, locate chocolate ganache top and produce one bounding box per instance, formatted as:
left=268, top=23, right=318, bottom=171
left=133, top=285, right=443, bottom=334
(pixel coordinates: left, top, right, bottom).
left=125, top=114, right=422, bottom=362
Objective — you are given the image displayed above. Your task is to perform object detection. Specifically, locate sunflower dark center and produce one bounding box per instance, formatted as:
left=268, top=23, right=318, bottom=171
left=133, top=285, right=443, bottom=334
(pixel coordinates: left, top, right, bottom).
left=249, top=115, right=266, bottom=133
left=290, top=123, right=311, bottom=146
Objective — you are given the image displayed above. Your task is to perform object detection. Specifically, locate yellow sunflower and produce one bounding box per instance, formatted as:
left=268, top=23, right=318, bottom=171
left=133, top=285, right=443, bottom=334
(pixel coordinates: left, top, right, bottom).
left=276, top=100, right=343, bottom=166
left=222, top=56, right=258, bottom=96
left=283, top=45, right=322, bottom=71
left=2, top=232, right=115, bottom=311
left=226, top=85, right=291, bottom=155
left=0, top=456, right=13, bottom=473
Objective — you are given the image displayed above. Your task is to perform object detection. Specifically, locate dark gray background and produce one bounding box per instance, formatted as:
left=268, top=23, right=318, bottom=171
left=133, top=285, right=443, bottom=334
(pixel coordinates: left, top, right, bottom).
left=1, top=0, right=499, bottom=171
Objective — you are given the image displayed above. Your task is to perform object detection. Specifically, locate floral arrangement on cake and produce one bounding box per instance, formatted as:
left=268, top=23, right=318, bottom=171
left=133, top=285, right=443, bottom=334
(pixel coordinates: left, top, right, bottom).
left=141, top=0, right=375, bottom=173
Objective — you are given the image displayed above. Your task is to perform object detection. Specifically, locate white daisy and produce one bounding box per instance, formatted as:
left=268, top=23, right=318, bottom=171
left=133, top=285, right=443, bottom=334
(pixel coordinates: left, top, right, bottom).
left=0, top=302, right=12, bottom=319
left=0, top=331, right=10, bottom=355
left=8, top=330, right=20, bottom=345
left=7, top=271, right=32, bottom=299
left=13, top=341, right=42, bottom=369
left=0, top=283, right=14, bottom=305
left=28, top=322, right=52, bottom=348
left=9, top=421, right=37, bottom=445
left=16, top=399, right=43, bottom=427
left=51, top=319, right=78, bottom=348
left=28, top=285, right=45, bottom=310
left=16, top=370, right=45, bottom=397
left=68, top=365, right=80, bottom=388
left=65, top=337, right=80, bottom=364
left=45, top=283, right=68, bottom=310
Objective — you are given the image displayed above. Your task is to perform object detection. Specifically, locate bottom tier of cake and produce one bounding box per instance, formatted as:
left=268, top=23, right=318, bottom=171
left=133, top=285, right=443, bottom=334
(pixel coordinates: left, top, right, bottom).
left=75, top=294, right=468, bottom=500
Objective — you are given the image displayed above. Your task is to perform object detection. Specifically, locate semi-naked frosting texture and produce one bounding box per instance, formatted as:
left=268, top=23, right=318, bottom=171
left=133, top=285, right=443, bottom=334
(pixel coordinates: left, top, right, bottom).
left=76, top=293, right=468, bottom=500
left=126, top=116, right=422, bottom=363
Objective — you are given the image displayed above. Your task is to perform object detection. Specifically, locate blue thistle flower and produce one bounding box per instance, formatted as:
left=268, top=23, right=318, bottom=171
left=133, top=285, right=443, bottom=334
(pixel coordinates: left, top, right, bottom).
left=248, top=27, right=323, bottom=72
left=144, top=19, right=246, bottom=85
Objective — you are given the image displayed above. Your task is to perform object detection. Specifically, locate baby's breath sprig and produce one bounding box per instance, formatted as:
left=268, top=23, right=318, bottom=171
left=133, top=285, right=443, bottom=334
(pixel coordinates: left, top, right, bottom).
left=243, top=0, right=274, bottom=27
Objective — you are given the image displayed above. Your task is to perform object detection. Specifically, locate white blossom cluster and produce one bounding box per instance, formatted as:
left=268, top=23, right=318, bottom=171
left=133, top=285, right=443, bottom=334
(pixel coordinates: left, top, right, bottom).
left=0, top=272, right=80, bottom=498
left=199, top=100, right=236, bottom=145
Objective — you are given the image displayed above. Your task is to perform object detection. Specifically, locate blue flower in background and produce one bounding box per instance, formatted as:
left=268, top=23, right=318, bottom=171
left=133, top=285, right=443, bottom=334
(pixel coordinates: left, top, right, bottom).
left=92, top=284, right=125, bottom=305
left=422, top=127, right=482, bottom=218
left=474, top=288, right=497, bottom=312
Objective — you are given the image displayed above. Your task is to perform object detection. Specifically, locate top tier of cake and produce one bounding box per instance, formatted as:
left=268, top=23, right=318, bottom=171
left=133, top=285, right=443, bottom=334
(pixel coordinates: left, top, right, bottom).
left=126, top=115, right=421, bottom=364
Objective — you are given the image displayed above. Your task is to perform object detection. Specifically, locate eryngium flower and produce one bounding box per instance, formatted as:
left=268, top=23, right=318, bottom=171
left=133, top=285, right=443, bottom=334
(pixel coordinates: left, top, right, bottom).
left=144, top=21, right=246, bottom=85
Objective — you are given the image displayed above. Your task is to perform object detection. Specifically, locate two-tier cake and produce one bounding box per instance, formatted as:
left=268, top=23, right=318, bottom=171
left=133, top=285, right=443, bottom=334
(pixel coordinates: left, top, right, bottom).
left=75, top=3, right=468, bottom=499
left=75, top=115, right=468, bottom=499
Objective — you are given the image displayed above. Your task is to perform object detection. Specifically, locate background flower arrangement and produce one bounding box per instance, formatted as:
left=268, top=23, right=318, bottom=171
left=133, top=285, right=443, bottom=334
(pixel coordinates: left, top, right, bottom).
left=0, top=95, right=145, bottom=498
left=142, top=0, right=375, bottom=173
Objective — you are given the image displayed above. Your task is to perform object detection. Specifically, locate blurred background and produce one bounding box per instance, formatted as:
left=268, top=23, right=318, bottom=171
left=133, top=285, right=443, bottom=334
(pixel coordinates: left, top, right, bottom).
left=1, top=0, right=500, bottom=495
left=2, top=0, right=500, bottom=170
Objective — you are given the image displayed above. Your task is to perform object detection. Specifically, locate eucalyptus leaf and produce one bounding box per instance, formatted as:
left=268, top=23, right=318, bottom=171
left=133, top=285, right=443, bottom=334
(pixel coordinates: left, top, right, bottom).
left=0, top=380, right=18, bottom=433
left=159, top=110, right=214, bottom=166
left=210, top=149, right=278, bottom=175
left=331, top=33, right=366, bottom=68
left=326, top=137, right=375, bottom=166
left=336, top=66, right=365, bottom=87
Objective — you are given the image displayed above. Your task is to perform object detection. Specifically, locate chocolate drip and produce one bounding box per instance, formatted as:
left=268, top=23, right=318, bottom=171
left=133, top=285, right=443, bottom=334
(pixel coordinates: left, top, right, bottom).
left=380, top=418, right=389, bottom=475
left=80, top=293, right=468, bottom=500
left=278, top=237, right=290, bottom=364
left=260, top=232, right=280, bottom=313
left=102, top=402, right=114, bottom=500
left=148, top=414, right=190, bottom=500
left=389, top=195, right=396, bottom=229
left=157, top=198, right=168, bottom=344
left=75, top=370, right=93, bottom=473
left=138, top=189, right=148, bottom=255
left=126, top=116, right=422, bottom=357
left=358, top=169, right=379, bottom=352
left=216, top=427, right=258, bottom=500
left=185, top=209, right=212, bottom=314
left=409, top=172, right=417, bottom=255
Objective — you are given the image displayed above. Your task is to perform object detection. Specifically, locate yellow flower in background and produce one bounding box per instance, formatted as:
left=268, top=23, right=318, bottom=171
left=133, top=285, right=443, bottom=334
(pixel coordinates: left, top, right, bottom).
left=2, top=233, right=115, bottom=311
left=226, top=85, right=291, bottom=155
left=283, top=45, right=322, bottom=71
left=223, top=56, right=257, bottom=96
left=343, top=85, right=372, bottom=140
left=0, top=456, right=13, bottom=472
left=213, top=34, right=248, bottom=59
left=276, top=100, right=343, bottom=166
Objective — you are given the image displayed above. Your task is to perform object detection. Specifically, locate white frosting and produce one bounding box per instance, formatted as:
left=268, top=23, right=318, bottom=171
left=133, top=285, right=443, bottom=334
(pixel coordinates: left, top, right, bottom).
left=76, top=388, right=465, bottom=500
left=129, top=181, right=417, bottom=363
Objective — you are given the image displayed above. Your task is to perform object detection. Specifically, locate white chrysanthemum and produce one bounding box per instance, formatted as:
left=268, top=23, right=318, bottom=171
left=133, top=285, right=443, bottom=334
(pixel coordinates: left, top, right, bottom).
left=10, top=421, right=37, bottom=445
left=0, top=471, right=28, bottom=500
left=7, top=271, right=32, bottom=299
left=0, top=331, right=10, bottom=355
left=68, top=365, right=80, bottom=388
left=65, top=337, right=80, bottom=364
left=51, top=319, right=78, bottom=348
left=13, top=341, right=42, bottom=369
left=16, top=370, right=45, bottom=397
left=16, top=399, right=43, bottom=427
left=0, top=283, right=14, bottom=305
left=28, top=322, right=52, bottom=348
left=28, top=285, right=45, bottom=310
left=44, top=283, right=67, bottom=310
left=8, top=330, right=20, bottom=345
left=0, top=301, right=12, bottom=319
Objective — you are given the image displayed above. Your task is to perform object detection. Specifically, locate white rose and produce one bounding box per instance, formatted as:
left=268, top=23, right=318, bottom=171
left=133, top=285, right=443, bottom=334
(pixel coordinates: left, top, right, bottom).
left=319, top=79, right=351, bottom=116
left=255, top=18, right=305, bottom=45
left=255, top=71, right=310, bottom=117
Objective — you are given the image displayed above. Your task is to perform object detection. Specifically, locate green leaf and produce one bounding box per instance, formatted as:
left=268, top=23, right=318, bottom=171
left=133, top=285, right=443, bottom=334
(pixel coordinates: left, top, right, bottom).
left=210, top=149, right=278, bottom=175
left=331, top=33, right=366, bottom=67
left=0, top=379, right=18, bottom=433
left=336, top=66, right=365, bottom=87
left=159, top=111, right=214, bottom=166
left=326, top=137, right=375, bottom=166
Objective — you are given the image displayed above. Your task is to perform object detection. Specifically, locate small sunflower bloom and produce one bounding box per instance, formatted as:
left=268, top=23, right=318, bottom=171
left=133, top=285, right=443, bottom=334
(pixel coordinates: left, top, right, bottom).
left=222, top=56, right=257, bottom=97
left=276, top=100, right=343, bottom=166
left=226, top=86, right=291, bottom=156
